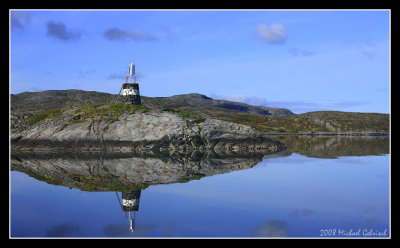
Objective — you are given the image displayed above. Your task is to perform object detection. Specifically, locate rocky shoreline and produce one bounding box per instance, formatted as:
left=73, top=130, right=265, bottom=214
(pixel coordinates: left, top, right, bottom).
left=261, top=131, right=389, bottom=136
left=11, top=107, right=286, bottom=155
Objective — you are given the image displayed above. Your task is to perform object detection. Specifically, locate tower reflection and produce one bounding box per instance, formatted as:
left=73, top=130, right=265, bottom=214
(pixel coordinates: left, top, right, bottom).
left=115, top=190, right=141, bottom=232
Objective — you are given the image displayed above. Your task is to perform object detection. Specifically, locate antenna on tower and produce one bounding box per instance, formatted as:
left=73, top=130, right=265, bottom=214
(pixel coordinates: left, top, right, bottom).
left=129, top=61, right=135, bottom=83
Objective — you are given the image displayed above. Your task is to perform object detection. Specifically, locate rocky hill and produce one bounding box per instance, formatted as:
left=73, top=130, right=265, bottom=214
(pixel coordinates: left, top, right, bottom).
left=11, top=101, right=285, bottom=155
left=10, top=90, right=294, bottom=117
left=10, top=90, right=389, bottom=141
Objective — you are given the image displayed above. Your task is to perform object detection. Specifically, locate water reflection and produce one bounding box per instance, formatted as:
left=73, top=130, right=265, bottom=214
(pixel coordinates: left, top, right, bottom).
left=115, top=191, right=141, bottom=233
left=272, top=136, right=389, bottom=158
left=10, top=136, right=390, bottom=237
left=11, top=151, right=265, bottom=234
left=11, top=153, right=265, bottom=191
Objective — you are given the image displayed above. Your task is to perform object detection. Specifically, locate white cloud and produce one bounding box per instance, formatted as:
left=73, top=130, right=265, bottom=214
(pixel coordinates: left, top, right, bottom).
left=256, top=23, right=287, bottom=45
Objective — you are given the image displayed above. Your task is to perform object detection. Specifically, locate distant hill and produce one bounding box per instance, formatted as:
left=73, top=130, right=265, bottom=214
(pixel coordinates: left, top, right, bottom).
left=10, top=89, right=389, bottom=135
left=144, top=93, right=295, bottom=116
left=10, top=90, right=294, bottom=117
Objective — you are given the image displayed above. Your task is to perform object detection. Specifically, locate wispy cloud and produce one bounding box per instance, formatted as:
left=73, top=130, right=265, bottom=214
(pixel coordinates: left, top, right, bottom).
left=211, top=94, right=370, bottom=114
left=267, top=100, right=370, bottom=113
left=255, top=23, right=287, bottom=45
left=11, top=11, right=32, bottom=30
left=162, top=25, right=181, bottom=41
left=103, top=27, right=156, bottom=41
left=211, top=94, right=268, bottom=106
left=288, top=208, right=315, bottom=219
left=106, top=72, right=126, bottom=80
left=106, top=71, right=144, bottom=81
left=360, top=37, right=378, bottom=59
left=46, top=20, right=81, bottom=42
left=77, top=69, right=96, bottom=78
left=289, top=47, right=315, bottom=57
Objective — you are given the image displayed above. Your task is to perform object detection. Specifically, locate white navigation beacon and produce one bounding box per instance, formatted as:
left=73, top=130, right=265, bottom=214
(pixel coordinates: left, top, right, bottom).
left=129, top=61, right=135, bottom=76
left=119, top=60, right=141, bottom=105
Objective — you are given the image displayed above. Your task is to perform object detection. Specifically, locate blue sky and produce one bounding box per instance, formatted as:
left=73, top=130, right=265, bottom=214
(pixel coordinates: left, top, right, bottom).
left=10, top=10, right=390, bottom=114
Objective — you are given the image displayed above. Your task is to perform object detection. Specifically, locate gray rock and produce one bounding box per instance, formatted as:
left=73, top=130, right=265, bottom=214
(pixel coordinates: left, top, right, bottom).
left=11, top=108, right=285, bottom=154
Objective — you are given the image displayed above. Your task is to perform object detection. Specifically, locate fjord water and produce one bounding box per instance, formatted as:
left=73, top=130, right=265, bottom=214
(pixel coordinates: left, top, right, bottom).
left=10, top=136, right=390, bottom=238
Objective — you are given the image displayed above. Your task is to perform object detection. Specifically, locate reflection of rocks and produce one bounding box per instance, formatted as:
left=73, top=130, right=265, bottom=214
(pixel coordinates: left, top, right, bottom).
left=274, top=136, right=389, bottom=158
left=11, top=137, right=286, bottom=157
left=262, top=150, right=292, bottom=160
left=11, top=152, right=266, bottom=192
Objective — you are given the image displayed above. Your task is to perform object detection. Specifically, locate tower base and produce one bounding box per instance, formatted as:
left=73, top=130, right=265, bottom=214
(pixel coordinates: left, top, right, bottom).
left=121, top=83, right=141, bottom=105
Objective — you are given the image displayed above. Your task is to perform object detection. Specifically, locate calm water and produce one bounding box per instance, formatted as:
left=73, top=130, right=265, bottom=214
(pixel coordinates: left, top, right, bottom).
left=10, top=136, right=390, bottom=238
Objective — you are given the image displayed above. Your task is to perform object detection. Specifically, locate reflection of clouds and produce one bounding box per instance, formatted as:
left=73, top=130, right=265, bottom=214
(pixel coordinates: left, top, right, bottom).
left=342, top=206, right=380, bottom=231
left=162, top=224, right=178, bottom=237
left=361, top=206, right=378, bottom=230
left=253, top=220, right=287, bottom=237
left=103, top=223, right=156, bottom=237
left=288, top=209, right=300, bottom=219
left=103, top=223, right=177, bottom=237
left=103, top=224, right=130, bottom=237
left=288, top=208, right=315, bottom=219
left=302, top=209, right=315, bottom=216
left=376, top=174, right=388, bottom=180
left=45, top=222, right=83, bottom=237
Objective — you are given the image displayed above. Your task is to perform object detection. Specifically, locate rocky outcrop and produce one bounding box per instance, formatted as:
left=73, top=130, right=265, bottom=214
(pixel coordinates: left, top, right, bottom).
left=11, top=107, right=285, bottom=154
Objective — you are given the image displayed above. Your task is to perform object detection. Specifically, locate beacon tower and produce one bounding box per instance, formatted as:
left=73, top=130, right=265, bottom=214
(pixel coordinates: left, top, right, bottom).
left=119, top=61, right=141, bottom=105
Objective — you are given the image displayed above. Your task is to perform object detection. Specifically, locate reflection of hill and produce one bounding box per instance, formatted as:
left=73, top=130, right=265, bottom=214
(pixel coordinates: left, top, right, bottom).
left=11, top=136, right=390, bottom=191
left=274, top=136, right=389, bottom=158
left=11, top=152, right=264, bottom=192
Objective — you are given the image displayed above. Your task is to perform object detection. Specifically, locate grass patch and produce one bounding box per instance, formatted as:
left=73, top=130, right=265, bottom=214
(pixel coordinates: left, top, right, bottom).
left=27, top=103, right=151, bottom=126
left=177, top=172, right=205, bottom=183
left=27, top=108, right=64, bottom=126
left=70, top=103, right=150, bottom=123
left=69, top=174, right=150, bottom=192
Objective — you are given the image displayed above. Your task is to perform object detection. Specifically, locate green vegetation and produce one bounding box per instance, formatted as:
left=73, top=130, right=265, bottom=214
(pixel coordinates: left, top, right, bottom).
left=177, top=172, right=205, bottom=183
left=24, top=103, right=209, bottom=127
left=27, top=103, right=150, bottom=126
left=17, top=89, right=389, bottom=134
left=69, top=174, right=149, bottom=192
left=13, top=90, right=389, bottom=134
left=73, top=103, right=150, bottom=123
left=27, top=108, right=64, bottom=126
left=186, top=107, right=389, bottom=134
